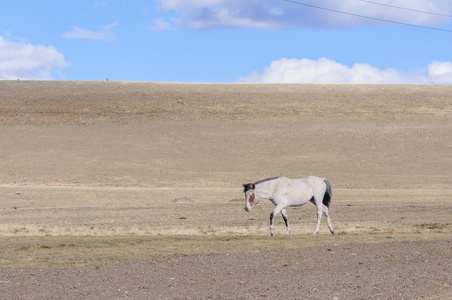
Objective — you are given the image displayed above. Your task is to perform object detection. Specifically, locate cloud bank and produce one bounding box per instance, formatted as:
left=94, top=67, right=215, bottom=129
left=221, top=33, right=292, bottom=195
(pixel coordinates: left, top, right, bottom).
left=63, top=21, right=118, bottom=41
left=154, top=0, right=452, bottom=30
left=238, top=57, right=452, bottom=84
left=0, top=36, right=68, bottom=80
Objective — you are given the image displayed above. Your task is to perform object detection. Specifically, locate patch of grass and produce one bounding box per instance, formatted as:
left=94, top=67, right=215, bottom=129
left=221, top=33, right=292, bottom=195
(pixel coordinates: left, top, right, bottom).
left=0, top=233, right=449, bottom=269
left=414, top=222, right=452, bottom=231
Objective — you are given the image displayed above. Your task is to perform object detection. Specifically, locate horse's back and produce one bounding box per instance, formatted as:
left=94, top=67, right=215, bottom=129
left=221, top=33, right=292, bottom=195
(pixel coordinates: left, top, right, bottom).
left=275, top=176, right=327, bottom=197
left=294, top=175, right=325, bottom=186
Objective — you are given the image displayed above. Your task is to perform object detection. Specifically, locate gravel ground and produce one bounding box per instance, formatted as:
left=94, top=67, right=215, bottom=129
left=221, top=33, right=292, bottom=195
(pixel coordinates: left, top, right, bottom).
left=1, top=240, right=451, bottom=299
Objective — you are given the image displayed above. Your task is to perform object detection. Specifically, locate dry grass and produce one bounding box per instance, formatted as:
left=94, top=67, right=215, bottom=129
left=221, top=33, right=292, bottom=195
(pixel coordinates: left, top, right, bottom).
left=1, top=233, right=449, bottom=269
left=0, top=81, right=451, bottom=269
left=1, top=185, right=451, bottom=268
left=1, top=187, right=451, bottom=237
left=1, top=82, right=451, bottom=124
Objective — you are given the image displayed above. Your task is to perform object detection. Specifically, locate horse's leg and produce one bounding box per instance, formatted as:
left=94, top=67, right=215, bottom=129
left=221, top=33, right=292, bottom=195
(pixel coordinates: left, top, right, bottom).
left=311, top=195, right=324, bottom=235
left=312, top=204, right=323, bottom=235
left=269, top=205, right=285, bottom=236
left=308, top=196, right=322, bottom=234
left=281, top=209, right=291, bottom=235
left=322, top=204, right=335, bottom=235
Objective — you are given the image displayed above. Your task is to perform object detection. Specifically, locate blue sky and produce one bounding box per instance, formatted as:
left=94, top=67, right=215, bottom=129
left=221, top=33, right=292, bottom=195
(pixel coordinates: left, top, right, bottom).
left=1, top=0, right=452, bottom=83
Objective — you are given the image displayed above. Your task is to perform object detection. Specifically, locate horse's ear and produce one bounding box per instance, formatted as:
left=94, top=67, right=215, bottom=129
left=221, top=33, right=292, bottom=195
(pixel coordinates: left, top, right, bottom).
left=243, top=183, right=255, bottom=192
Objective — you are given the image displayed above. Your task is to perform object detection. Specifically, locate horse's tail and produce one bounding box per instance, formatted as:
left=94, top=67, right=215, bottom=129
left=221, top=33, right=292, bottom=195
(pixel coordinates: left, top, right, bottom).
left=323, top=178, right=332, bottom=208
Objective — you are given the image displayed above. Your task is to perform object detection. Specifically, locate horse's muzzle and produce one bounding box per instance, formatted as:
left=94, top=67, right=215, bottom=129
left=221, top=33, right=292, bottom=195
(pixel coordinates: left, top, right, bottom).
left=244, top=207, right=250, bottom=212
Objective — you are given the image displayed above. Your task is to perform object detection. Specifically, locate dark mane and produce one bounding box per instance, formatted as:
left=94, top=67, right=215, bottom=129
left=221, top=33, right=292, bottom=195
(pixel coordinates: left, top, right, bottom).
left=243, top=176, right=285, bottom=193
left=254, top=175, right=284, bottom=186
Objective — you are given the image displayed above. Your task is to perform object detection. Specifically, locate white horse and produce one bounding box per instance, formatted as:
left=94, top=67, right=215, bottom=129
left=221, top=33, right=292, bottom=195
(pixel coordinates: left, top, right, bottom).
left=243, top=175, right=335, bottom=236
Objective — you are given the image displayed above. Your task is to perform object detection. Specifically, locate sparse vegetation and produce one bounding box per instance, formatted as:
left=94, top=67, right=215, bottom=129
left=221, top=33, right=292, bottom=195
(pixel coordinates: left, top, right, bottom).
left=0, top=82, right=451, bottom=298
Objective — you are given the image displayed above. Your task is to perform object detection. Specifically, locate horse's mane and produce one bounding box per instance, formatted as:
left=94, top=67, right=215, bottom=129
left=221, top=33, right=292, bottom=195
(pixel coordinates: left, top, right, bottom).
left=244, top=175, right=285, bottom=193
left=255, top=175, right=285, bottom=186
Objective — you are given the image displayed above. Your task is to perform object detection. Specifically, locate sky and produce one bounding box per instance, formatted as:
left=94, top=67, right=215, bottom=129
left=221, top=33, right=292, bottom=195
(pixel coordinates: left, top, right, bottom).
left=1, top=0, right=452, bottom=83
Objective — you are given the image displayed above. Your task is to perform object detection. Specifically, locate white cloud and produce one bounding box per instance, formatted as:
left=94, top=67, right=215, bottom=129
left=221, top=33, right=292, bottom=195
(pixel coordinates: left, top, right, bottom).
left=151, top=18, right=175, bottom=32
left=0, top=36, right=68, bottom=80
left=93, top=1, right=108, bottom=9
left=237, top=57, right=452, bottom=84
left=426, top=61, right=452, bottom=83
left=154, top=0, right=452, bottom=30
left=63, top=21, right=118, bottom=41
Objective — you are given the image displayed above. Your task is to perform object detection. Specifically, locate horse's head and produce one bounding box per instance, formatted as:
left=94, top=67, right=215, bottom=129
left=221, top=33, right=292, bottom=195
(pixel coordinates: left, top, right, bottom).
left=243, top=183, right=258, bottom=212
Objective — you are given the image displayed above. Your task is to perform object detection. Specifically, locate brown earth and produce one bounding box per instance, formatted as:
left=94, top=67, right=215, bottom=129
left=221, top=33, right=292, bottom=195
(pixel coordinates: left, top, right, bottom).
left=1, top=240, right=451, bottom=299
left=0, top=81, right=451, bottom=299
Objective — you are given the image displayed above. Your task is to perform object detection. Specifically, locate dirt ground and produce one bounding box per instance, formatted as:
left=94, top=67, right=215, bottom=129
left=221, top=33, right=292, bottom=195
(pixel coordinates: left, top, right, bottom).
left=1, top=240, right=451, bottom=299
left=0, top=81, right=451, bottom=299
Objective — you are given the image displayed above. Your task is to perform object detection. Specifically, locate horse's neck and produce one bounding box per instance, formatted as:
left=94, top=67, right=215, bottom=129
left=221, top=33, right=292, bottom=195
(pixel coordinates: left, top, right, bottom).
left=256, top=180, right=277, bottom=199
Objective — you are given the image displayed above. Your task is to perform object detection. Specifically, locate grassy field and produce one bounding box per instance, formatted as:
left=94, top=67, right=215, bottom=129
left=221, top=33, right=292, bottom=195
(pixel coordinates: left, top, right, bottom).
left=1, top=186, right=451, bottom=237
left=2, top=232, right=450, bottom=269
left=1, top=81, right=451, bottom=270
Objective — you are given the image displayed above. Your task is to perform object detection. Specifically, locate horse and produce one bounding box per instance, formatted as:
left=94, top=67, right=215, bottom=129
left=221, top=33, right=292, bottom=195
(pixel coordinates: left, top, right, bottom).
left=243, top=175, right=335, bottom=236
